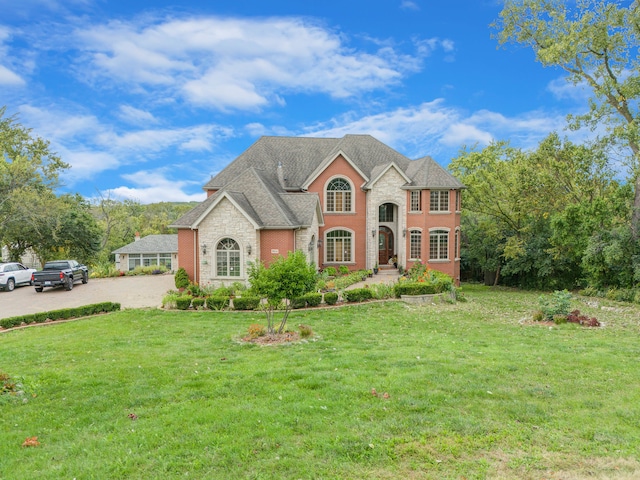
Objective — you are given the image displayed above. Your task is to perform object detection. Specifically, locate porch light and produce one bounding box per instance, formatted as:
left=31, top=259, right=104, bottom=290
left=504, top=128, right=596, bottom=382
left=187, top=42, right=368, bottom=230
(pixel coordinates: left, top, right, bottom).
left=403, top=228, right=407, bottom=237
left=201, top=244, right=207, bottom=255
left=247, top=244, right=252, bottom=255
left=372, top=229, right=376, bottom=237
left=317, top=239, right=323, bottom=248
left=308, top=241, right=314, bottom=252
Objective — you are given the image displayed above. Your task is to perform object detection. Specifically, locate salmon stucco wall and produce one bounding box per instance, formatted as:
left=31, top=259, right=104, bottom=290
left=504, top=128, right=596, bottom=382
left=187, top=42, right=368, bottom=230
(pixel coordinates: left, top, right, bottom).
left=177, top=228, right=198, bottom=282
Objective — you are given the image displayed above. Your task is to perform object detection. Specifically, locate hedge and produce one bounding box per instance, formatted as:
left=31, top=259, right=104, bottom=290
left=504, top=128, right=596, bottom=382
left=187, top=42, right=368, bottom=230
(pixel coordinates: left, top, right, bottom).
left=323, top=292, right=339, bottom=305
left=0, top=302, right=121, bottom=330
left=176, top=295, right=193, bottom=310
left=394, top=282, right=437, bottom=297
left=303, top=292, right=323, bottom=307
left=232, top=296, right=261, bottom=311
left=343, top=288, right=374, bottom=303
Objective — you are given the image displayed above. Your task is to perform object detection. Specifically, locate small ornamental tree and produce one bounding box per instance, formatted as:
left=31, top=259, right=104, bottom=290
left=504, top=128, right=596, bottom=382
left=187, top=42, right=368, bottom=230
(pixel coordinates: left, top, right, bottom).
left=248, top=250, right=317, bottom=334
left=174, top=267, right=190, bottom=290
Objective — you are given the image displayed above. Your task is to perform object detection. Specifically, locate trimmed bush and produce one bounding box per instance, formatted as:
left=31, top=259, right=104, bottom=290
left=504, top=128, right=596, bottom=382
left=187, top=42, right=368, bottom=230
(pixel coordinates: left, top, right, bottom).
left=206, top=295, right=229, bottom=310
left=191, top=297, right=205, bottom=309
left=176, top=295, right=193, bottom=310
left=394, top=282, right=437, bottom=297
left=303, top=292, right=322, bottom=307
left=344, top=288, right=374, bottom=303
left=174, top=267, right=190, bottom=290
left=0, top=302, right=121, bottom=330
left=323, top=292, right=338, bottom=305
left=290, top=297, right=307, bottom=309
left=232, top=296, right=261, bottom=311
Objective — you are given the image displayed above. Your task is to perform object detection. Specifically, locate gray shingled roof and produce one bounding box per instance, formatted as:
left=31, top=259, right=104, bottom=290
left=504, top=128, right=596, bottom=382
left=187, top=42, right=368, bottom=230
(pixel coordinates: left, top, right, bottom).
left=170, top=168, right=322, bottom=229
left=112, top=234, right=177, bottom=254
left=204, top=134, right=463, bottom=191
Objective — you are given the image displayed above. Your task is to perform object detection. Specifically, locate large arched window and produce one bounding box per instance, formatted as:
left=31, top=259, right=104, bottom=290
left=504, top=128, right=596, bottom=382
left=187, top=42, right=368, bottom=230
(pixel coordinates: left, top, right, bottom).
left=326, top=178, right=352, bottom=212
left=326, top=229, right=352, bottom=262
left=216, top=238, right=241, bottom=277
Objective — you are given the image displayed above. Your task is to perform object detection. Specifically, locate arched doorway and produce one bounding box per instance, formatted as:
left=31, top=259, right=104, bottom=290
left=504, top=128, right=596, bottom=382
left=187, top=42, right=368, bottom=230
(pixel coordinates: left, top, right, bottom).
left=378, top=226, right=394, bottom=265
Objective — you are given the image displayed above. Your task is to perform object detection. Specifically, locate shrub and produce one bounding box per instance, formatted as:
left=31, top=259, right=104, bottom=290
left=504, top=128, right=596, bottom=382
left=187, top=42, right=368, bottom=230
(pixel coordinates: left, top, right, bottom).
left=232, top=296, right=261, bottom=311
left=553, top=314, right=568, bottom=324
left=369, top=283, right=395, bottom=300
left=344, top=288, right=374, bottom=303
left=247, top=323, right=266, bottom=339
left=605, top=288, right=635, bottom=303
left=324, top=292, right=338, bottom=305
left=0, top=303, right=121, bottom=329
left=176, top=295, right=193, bottom=310
left=579, top=286, right=599, bottom=297
left=206, top=295, right=229, bottom=310
left=298, top=324, right=313, bottom=338
left=174, top=267, right=190, bottom=289
left=538, top=290, right=572, bottom=320
left=162, top=292, right=180, bottom=309
left=212, top=286, right=233, bottom=297
left=567, top=309, right=601, bottom=327
left=186, top=283, right=203, bottom=297
left=290, top=297, right=307, bottom=309
left=191, top=297, right=205, bottom=309
left=338, top=265, right=350, bottom=276
left=323, top=267, right=337, bottom=276
left=532, top=310, right=545, bottom=322
left=394, top=282, right=437, bottom=297
left=303, top=292, right=322, bottom=307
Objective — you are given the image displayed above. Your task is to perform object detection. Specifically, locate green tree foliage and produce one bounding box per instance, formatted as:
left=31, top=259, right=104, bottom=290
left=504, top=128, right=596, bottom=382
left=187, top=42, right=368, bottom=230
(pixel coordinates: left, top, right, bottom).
left=451, top=134, right=625, bottom=289
left=494, top=0, right=640, bottom=238
left=0, top=107, right=69, bottom=255
left=248, top=250, right=317, bottom=334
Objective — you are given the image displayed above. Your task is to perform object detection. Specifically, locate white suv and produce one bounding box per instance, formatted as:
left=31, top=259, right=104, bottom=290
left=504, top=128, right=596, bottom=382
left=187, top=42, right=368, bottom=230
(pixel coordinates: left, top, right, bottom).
left=0, top=262, right=37, bottom=292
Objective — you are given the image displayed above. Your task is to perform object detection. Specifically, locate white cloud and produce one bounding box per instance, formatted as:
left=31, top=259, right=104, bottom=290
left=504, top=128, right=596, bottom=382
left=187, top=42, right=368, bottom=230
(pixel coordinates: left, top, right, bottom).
left=0, top=26, right=25, bottom=85
left=108, top=168, right=207, bottom=203
left=0, top=64, right=23, bottom=85
left=400, top=1, right=420, bottom=11
left=117, top=105, right=158, bottom=125
left=72, top=15, right=427, bottom=111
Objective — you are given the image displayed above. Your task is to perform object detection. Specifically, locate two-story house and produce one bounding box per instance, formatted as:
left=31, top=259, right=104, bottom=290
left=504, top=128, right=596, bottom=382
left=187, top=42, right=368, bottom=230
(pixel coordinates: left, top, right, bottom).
left=170, top=134, right=464, bottom=287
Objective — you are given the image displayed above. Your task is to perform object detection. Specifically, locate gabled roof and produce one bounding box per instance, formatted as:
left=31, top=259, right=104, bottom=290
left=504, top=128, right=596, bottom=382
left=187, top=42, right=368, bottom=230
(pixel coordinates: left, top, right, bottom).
left=203, top=134, right=464, bottom=192
left=404, top=156, right=466, bottom=189
left=170, top=168, right=323, bottom=230
left=112, top=234, right=177, bottom=254
left=363, top=162, right=412, bottom=190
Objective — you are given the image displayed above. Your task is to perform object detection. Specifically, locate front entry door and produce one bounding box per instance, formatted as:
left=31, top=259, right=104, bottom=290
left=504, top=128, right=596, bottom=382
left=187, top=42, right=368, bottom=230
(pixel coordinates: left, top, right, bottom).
left=378, top=226, right=394, bottom=265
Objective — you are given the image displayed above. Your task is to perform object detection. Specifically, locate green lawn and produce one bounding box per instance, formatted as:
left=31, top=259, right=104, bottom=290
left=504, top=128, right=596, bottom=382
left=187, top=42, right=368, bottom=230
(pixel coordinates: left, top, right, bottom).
left=2, top=285, right=640, bottom=479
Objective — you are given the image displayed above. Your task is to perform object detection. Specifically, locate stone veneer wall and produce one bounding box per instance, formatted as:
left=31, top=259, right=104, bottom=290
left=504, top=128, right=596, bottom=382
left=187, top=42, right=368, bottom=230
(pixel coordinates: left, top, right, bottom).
left=366, top=167, right=407, bottom=270
left=197, top=197, right=257, bottom=288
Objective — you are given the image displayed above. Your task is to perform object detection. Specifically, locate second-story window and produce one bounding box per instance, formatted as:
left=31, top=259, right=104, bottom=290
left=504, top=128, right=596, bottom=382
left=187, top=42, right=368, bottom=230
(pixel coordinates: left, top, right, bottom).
left=430, top=190, right=449, bottom=212
left=326, top=178, right=352, bottom=212
left=378, top=203, right=394, bottom=222
left=410, top=191, right=421, bottom=211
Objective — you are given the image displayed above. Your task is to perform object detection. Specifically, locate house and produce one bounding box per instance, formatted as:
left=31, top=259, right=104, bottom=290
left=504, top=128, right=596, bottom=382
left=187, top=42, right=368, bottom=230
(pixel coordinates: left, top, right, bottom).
left=112, top=233, right=178, bottom=272
left=170, top=134, right=464, bottom=287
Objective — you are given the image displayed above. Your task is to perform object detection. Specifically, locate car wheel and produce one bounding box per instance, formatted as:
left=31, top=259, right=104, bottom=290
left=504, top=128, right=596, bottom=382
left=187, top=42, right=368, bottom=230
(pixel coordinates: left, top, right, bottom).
left=35, top=287, right=43, bottom=292
left=6, top=278, right=15, bottom=292
left=65, top=277, right=74, bottom=291
left=82, top=272, right=88, bottom=284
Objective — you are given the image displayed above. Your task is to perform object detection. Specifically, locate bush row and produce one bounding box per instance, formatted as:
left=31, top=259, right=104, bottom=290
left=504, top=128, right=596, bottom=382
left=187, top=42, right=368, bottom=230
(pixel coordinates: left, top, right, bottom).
left=0, top=302, right=121, bottom=330
left=580, top=286, right=640, bottom=304
left=394, top=282, right=437, bottom=296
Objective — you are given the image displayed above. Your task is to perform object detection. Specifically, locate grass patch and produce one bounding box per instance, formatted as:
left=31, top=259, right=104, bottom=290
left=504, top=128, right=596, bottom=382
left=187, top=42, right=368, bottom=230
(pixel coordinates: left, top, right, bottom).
left=1, top=285, right=640, bottom=479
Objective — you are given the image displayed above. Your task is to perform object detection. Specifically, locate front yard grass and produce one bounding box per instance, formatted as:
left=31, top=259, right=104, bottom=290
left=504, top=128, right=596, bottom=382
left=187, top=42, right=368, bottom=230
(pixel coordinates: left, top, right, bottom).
left=1, top=284, right=639, bottom=479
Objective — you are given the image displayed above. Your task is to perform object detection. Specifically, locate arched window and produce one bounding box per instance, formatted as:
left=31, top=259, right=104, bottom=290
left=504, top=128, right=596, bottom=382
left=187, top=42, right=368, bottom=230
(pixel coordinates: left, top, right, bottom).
left=326, top=230, right=352, bottom=262
left=429, top=229, right=449, bottom=260
left=216, top=238, right=241, bottom=277
left=326, top=178, right=352, bottom=212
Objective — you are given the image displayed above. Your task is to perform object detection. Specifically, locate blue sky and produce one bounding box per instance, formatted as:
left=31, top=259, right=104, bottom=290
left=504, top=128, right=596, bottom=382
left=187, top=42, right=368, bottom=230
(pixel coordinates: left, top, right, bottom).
left=1, top=0, right=590, bottom=203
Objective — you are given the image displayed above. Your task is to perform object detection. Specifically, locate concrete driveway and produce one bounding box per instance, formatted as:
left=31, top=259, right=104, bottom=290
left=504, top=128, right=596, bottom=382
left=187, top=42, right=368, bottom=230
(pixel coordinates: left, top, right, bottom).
left=0, top=274, right=175, bottom=320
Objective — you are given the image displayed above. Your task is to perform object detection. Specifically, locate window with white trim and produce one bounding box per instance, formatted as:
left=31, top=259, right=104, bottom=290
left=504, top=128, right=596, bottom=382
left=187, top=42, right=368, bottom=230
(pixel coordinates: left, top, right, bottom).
left=429, top=229, right=449, bottom=260
left=455, top=229, right=460, bottom=259
left=430, top=190, right=449, bottom=212
left=326, top=230, right=352, bottom=262
left=128, top=255, right=141, bottom=271
left=409, top=230, right=421, bottom=260
left=410, top=191, right=421, bottom=211
left=326, top=178, right=352, bottom=212
left=216, top=238, right=241, bottom=277
left=378, top=203, right=393, bottom=222
left=455, top=190, right=461, bottom=211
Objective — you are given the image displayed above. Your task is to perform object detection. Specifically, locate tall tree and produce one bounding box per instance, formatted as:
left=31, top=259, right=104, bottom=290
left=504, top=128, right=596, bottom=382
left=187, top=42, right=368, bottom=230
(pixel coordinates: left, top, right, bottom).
left=0, top=107, right=69, bottom=256
left=493, top=0, right=640, bottom=238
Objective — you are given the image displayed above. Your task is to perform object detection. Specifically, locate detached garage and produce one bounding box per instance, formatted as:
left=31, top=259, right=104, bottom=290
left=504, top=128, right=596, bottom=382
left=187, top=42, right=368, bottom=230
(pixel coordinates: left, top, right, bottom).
left=112, top=234, right=178, bottom=273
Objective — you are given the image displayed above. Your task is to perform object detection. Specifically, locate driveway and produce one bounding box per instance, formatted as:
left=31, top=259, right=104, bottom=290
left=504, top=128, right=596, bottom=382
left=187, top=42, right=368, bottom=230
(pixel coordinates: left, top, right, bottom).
left=0, top=274, right=175, bottom=320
